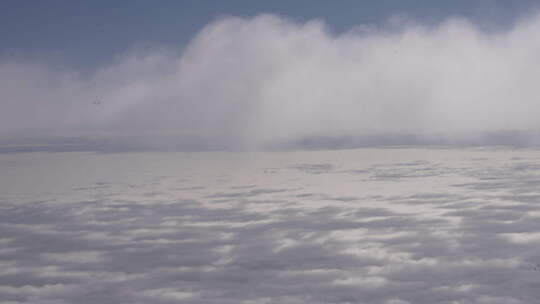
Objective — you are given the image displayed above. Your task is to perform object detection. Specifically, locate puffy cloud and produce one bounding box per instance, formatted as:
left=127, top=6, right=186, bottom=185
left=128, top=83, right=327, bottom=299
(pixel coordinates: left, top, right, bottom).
left=2, top=14, right=540, bottom=148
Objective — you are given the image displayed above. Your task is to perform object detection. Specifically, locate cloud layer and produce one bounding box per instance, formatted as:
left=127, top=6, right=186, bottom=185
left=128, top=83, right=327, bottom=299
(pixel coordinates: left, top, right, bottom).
left=2, top=148, right=540, bottom=303
left=2, top=14, right=540, bottom=148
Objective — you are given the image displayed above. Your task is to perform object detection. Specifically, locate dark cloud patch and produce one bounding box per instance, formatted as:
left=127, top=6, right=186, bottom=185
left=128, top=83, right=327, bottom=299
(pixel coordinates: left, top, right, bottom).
left=366, top=163, right=448, bottom=181
left=205, top=188, right=293, bottom=200
left=289, top=163, right=335, bottom=174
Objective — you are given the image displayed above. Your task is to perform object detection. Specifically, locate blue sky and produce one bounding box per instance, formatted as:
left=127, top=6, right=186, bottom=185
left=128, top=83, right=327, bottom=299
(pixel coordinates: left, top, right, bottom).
left=1, top=0, right=539, bottom=69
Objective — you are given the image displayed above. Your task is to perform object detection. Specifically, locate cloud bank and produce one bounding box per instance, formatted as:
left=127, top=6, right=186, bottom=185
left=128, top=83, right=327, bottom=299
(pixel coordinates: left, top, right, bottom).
left=2, top=14, right=540, bottom=148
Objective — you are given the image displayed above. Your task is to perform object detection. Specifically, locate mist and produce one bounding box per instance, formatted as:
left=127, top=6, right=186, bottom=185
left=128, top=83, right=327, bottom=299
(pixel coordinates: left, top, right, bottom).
left=2, top=13, right=540, bottom=149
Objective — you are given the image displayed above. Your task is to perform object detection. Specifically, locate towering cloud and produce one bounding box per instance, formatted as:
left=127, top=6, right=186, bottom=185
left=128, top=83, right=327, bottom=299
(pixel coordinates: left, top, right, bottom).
left=2, top=14, right=540, bottom=148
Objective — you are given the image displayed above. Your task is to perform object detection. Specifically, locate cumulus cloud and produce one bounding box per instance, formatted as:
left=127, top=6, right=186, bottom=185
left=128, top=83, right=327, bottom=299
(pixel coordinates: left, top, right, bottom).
left=2, top=13, right=540, bottom=148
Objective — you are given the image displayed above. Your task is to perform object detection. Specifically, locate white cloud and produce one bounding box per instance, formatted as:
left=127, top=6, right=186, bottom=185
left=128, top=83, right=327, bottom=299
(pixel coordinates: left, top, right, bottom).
left=2, top=14, right=540, bottom=148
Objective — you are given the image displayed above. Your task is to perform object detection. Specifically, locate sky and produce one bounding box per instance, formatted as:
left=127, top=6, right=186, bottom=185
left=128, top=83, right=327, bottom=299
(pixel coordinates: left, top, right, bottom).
left=2, top=0, right=540, bottom=149
left=1, top=0, right=538, bottom=69
left=4, top=3, right=540, bottom=302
